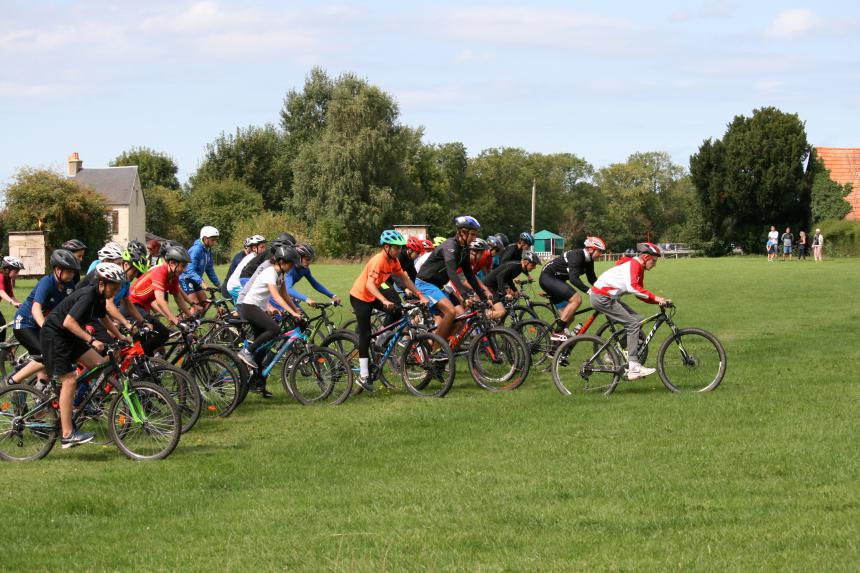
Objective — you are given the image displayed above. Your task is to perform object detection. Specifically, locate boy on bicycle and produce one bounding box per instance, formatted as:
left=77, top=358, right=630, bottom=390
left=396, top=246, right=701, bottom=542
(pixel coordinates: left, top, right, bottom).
left=484, top=252, right=541, bottom=320
left=589, top=242, right=670, bottom=380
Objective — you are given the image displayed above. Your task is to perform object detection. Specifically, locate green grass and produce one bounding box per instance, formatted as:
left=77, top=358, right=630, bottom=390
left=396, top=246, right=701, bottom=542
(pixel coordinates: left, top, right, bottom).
left=2, top=257, right=858, bottom=571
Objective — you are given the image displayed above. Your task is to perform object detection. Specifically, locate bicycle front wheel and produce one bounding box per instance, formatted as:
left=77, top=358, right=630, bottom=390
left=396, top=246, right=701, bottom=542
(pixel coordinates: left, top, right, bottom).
left=148, top=359, right=201, bottom=433
left=286, top=346, right=353, bottom=405
left=551, top=334, right=622, bottom=396
left=467, top=327, right=531, bottom=391
left=0, top=384, right=57, bottom=461
left=657, top=328, right=726, bottom=392
left=109, top=381, right=181, bottom=461
left=400, top=332, right=455, bottom=398
left=513, top=319, right=555, bottom=368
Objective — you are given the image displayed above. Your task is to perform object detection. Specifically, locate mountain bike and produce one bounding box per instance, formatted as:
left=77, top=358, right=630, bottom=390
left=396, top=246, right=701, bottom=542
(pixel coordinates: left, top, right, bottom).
left=551, top=303, right=726, bottom=396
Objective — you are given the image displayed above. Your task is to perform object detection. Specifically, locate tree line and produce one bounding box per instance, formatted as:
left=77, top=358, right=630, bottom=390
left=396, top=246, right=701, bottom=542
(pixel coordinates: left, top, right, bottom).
left=0, top=67, right=852, bottom=258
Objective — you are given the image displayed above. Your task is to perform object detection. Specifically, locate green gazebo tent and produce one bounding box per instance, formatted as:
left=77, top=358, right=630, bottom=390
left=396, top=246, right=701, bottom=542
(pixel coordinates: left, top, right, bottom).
left=534, top=230, right=565, bottom=255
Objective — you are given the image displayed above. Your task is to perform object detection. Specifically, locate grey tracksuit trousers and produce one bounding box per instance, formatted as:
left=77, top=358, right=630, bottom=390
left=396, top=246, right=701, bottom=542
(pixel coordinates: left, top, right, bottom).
left=589, top=293, right=643, bottom=364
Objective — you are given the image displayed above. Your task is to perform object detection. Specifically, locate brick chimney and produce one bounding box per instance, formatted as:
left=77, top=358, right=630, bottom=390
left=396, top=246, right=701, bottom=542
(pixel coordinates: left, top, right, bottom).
left=67, top=152, right=83, bottom=177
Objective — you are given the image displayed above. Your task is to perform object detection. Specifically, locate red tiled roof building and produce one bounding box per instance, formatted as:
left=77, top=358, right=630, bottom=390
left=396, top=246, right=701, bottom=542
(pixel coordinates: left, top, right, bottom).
left=815, top=147, right=860, bottom=221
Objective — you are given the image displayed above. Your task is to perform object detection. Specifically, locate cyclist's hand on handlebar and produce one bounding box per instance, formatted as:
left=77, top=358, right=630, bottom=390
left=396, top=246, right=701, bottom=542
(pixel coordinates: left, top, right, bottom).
left=331, top=295, right=341, bottom=306
left=381, top=299, right=395, bottom=311
left=90, top=339, right=106, bottom=354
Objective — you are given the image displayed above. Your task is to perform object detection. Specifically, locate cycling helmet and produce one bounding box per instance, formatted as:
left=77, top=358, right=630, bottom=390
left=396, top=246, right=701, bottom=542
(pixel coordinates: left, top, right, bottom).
left=380, top=230, right=407, bottom=246
left=272, top=245, right=300, bottom=265
left=433, top=236, right=446, bottom=247
left=494, top=233, right=509, bottom=247
left=159, top=240, right=178, bottom=258
left=421, top=239, right=435, bottom=252
left=62, top=239, right=87, bottom=252
left=584, top=236, right=607, bottom=251
left=469, top=238, right=489, bottom=251
left=519, top=232, right=535, bottom=246
left=200, top=226, right=220, bottom=240
left=95, top=262, right=125, bottom=284
left=487, top=235, right=504, bottom=250
left=50, top=249, right=81, bottom=271
left=122, top=243, right=150, bottom=275
left=405, top=236, right=424, bottom=253
left=126, top=240, right=147, bottom=259
left=637, top=242, right=662, bottom=257
left=295, top=242, right=316, bottom=261
left=454, top=215, right=481, bottom=230
left=522, top=251, right=541, bottom=265
left=2, top=256, right=25, bottom=270
left=164, top=245, right=191, bottom=263
left=276, top=232, right=296, bottom=246
left=97, top=242, right=124, bottom=262
left=244, top=235, right=266, bottom=248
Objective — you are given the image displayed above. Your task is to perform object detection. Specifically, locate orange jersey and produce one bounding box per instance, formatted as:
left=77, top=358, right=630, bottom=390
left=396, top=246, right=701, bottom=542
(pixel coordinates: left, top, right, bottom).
left=349, top=252, right=403, bottom=302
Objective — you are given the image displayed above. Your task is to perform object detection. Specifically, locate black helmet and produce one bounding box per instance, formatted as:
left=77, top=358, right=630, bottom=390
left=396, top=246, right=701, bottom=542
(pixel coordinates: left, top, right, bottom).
left=50, top=249, right=81, bottom=271
left=494, top=233, right=509, bottom=248
left=126, top=240, right=147, bottom=260
left=276, top=232, right=296, bottom=246
left=159, top=240, right=178, bottom=258
left=272, top=245, right=300, bottom=265
left=61, top=239, right=87, bottom=252
left=164, top=245, right=191, bottom=263
left=295, top=243, right=315, bottom=261
left=522, top=251, right=541, bottom=265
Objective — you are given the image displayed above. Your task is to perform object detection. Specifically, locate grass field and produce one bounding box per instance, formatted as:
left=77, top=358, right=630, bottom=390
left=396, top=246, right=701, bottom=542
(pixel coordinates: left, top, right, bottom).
left=2, top=257, right=858, bottom=571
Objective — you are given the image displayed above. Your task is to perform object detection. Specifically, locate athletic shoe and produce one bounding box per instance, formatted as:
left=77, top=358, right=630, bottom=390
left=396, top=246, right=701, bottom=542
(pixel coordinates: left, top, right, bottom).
left=355, top=376, right=375, bottom=393
left=550, top=331, right=568, bottom=343
left=626, top=365, right=656, bottom=380
left=61, top=431, right=95, bottom=449
left=257, top=387, right=273, bottom=399
left=237, top=348, right=257, bottom=369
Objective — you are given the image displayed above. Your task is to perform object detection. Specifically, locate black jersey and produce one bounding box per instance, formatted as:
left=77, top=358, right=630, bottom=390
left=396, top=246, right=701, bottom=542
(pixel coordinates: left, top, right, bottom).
left=42, top=284, right=107, bottom=334
left=498, top=244, right=522, bottom=265
left=483, top=261, right=526, bottom=294
left=416, top=237, right=485, bottom=299
left=541, top=249, right=597, bottom=293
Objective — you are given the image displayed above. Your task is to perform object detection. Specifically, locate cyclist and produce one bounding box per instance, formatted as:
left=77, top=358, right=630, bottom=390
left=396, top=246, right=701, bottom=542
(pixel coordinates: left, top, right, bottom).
left=499, top=232, right=534, bottom=265
left=415, top=216, right=486, bottom=342
left=222, top=236, right=253, bottom=298
left=127, top=244, right=196, bottom=355
left=432, top=236, right=446, bottom=248
left=0, top=256, right=25, bottom=341
left=286, top=243, right=341, bottom=307
left=236, top=245, right=306, bottom=397
left=385, top=236, right=425, bottom=300
left=85, top=242, right=124, bottom=274
left=8, top=250, right=79, bottom=386
left=484, top=252, right=541, bottom=320
left=589, top=242, right=670, bottom=380
left=240, top=232, right=296, bottom=282
left=226, top=235, right=267, bottom=302
left=349, top=230, right=428, bottom=392
left=180, top=226, right=221, bottom=311
left=540, top=236, right=606, bottom=339
left=62, top=239, right=87, bottom=284
left=41, top=262, right=128, bottom=448
left=470, top=238, right=494, bottom=280
left=491, top=233, right=509, bottom=269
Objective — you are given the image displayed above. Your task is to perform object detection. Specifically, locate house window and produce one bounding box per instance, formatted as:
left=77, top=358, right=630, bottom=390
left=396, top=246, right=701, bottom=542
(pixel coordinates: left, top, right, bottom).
left=106, top=210, right=119, bottom=235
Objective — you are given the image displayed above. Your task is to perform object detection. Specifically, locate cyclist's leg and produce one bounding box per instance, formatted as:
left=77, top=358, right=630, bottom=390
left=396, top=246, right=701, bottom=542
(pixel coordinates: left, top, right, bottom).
left=379, top=286, right=403, bottom=326
left=540, top=273, right=576, bottom=332
left=414, top=279, right=456, bottom=339
left=41, top=329, right=90, bottom=439
left=9, top=326, right=47, bottom=383
left=350, top=294, right=386, bottom=382
left=558, top=292, right=582, bottom=327
left=589, top=294, right=642, bottom=366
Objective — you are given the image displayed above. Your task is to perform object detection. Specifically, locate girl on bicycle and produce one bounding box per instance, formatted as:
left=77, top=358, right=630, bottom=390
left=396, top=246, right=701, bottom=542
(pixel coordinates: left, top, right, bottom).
left=0, top=256, right=25, bottom=342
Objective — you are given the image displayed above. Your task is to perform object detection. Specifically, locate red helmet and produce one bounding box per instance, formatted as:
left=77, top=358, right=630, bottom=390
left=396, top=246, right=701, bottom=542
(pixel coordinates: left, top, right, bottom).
left=421, top=239, right=434, bottom=252
left=636, top=242, right=662, bottom=257
left=584, top=236, right=606, bottom=251
left=406, top=236, right=424, bottom=253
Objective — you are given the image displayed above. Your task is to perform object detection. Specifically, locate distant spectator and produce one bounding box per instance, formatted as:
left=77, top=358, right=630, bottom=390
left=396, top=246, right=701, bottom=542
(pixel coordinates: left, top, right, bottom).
left=781, top=227, right=793, bottom=261
left=797, top=230, right=807, bottom=261
left=147, top=239, right=161, bottom=267
left=766, top=225, right=778, bottom=262
left=812, top=228, right=824, bottom=262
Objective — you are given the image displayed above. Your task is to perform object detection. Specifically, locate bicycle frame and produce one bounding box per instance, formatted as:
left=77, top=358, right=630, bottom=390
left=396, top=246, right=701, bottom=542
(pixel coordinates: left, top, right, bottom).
left=581, top=305, right=678, bottom=372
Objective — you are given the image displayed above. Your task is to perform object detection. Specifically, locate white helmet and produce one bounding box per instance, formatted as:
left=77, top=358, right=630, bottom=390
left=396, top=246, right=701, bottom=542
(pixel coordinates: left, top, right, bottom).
left=95, top=262, right=125, bottom=284
left=97, top=242, right=125, bottom=262
left=2, top=256, right=25, bottom=270
left=244, top=234, right=266, bottom=248
left=200, top=226, right=220, bottom=240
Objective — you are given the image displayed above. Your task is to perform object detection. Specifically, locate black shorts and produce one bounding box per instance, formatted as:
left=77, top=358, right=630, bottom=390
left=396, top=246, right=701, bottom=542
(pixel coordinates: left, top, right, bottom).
left=40, top=328, right=90, bottom=378
left=539, top=273, right=576, bottom=305
left=13, top=327, right=42, bottom=356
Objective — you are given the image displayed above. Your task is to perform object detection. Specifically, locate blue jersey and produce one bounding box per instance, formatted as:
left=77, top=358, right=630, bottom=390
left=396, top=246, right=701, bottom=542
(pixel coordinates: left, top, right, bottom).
left=285, top=266, right=334, bottom=302
left=14, top=274, right=73, bottom=329
left=181, top=239, right=220, bottom=287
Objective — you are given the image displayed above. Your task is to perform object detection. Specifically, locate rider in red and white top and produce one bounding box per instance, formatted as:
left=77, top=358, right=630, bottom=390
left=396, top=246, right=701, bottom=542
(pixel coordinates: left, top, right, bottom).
left=589, top=242, right=670, bottom=380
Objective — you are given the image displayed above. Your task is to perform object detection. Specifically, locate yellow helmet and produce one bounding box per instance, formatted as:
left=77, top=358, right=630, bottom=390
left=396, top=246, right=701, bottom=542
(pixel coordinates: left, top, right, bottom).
left=433, top=236, right=446, bottom=247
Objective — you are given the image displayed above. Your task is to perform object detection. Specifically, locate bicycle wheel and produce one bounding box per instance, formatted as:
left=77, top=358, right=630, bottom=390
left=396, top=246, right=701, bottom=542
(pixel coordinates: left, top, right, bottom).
left=285, top=346, right=353, bottom=405
left=147, top=359, right=201, bottom=433
left=108, top=381, right=181, bottom=461
left=595, top=320, right=649, bottom=365
left=198, top=345, right=248, bottom=414
left=182, top=355, right=241, bottom=418
left=467, top=327, right=531, bottom=391
left=400, top=332, right=455, bottom=398
left=503, top=305, right=538, bottom=327
left=657, top=328, right=726, bottom=392
left=530, top=302, right=558, bottom=325
left=76, top=377, right=116, bottom=446
left=513, top=319, right=555, bottom=368
left=551, top=334, right=622, bottom=396
left=0, top=384, right=57, bottom=461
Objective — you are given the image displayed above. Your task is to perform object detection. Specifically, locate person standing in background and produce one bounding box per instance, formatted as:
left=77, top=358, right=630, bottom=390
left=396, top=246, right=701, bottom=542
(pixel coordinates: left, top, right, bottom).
left=767, top=225, right=779, bottom=262
left=797, top=230, right=807, bottom=261
left=812, top=228, right=824, bottom=261
left=781, top=227, right=794, bottom=261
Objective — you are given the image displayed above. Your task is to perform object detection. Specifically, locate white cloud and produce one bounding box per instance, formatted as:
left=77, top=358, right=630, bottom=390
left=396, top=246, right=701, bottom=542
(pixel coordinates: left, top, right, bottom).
left=453, top=49, right=496, bottom=63
left=766, top=9, right=824, bottom=39
left=0, top=81, right=82, bottom=98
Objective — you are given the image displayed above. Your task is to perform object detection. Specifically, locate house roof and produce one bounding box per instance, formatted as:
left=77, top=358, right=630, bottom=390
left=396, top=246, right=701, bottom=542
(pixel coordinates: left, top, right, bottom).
left=816, top=147, right=860, bottom=221
left=534, top=230, right=564, bottom=240
left=72, top=166, right=138, bottom=206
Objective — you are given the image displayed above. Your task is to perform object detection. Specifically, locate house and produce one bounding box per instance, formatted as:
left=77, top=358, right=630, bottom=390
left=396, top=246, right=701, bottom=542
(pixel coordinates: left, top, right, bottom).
left=67, top=152, right=147, bottom=244
left=393, top=224, right=429, bottom=240
left=533, top=230, right=565, bottom=257
left=815, top=147, right=860, bottom=221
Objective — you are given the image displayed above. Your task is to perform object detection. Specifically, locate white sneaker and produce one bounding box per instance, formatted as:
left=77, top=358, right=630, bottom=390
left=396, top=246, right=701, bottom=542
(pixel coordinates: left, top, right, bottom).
left=626, top=364, right=656, bottom=380
left=550, top=331, right=568, bottom=342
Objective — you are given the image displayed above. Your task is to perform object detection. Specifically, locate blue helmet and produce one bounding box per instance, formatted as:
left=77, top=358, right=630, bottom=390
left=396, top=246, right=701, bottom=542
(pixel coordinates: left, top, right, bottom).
left=379, top=230, right=407, bottom=246
left=519, top=232, right=535, bottom=246
left=454, top=215, right=481, bottom=230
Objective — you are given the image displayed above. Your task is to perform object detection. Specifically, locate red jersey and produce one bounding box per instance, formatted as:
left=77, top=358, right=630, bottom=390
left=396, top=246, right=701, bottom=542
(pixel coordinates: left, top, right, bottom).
left=129, top=264, right=180, bottom=311
left=473, top=251, right=493, bottom=275
left=0, top=272, right=15, bottom=299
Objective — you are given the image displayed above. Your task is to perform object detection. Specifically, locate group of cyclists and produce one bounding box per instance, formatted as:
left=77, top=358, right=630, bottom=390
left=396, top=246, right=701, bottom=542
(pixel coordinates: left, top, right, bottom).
left=1, top=215, right=670, bottom=449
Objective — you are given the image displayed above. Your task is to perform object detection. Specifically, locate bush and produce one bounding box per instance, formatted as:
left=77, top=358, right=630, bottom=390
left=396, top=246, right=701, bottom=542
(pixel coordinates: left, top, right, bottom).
left=818, top=219, right=860, bottom=257
left=228, top=211, right=308, bottom=254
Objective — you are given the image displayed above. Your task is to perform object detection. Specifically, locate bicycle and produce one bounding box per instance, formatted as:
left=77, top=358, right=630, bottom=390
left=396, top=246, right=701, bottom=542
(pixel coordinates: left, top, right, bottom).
left=0, top=340, right=181, bottom=461
left=551, top=303, right=726, bottom=396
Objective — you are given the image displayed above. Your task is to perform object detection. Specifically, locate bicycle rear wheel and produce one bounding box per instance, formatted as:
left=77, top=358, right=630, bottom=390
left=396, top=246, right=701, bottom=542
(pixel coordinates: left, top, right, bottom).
left=285, top=346, right=353, bottom=405
left=400, top=332, right=455, bottom=398
left=0, top=384, right=57, bottom=461
left=148, top=359, right=201, bottom=433
left=657, top=328, right=726, bottom=392
left=468, top=327, right=531, bottom=391
left=530, top=302, right=558, bottom=325
left=551, top=334, right=622, bottom=396
left=513, top=319, right=555, bottom=368
left=109, top=381, right=181, bottom=461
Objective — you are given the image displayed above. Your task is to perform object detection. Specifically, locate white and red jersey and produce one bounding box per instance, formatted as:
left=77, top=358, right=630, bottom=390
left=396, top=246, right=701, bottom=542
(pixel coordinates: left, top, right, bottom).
left=589, top=257, right=658, bottom=304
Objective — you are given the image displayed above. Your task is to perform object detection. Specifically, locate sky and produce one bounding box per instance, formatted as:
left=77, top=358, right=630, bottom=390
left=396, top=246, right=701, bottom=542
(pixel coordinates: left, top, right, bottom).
left=2, top=0, right=859, bottom=187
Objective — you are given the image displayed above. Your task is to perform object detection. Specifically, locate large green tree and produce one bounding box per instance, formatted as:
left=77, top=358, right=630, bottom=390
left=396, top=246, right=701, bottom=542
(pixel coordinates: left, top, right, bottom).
left=184, top=179, right=264, bottom=257
left=690, top=106, right=812, bottom=254
left=110, top=147, right=180, bottom=190
left=111, top=147, right=183, bottom=239
left=809, top=156, right=852, bottom=222
left=2, top=168, right=110, bottom=251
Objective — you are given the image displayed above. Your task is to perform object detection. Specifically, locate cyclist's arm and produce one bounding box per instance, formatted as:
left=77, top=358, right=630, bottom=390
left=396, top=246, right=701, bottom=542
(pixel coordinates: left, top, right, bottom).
left=99, top=315, right=125, bottom=340
left=365, top=276, right=393, bottom=307
left=268, top=282, right=302, bottom=319
left=152, top=290, right=181, bottom=325
left=284, top=271, right=308, bottom=302
left=121, top=297, right=146, bottom=325
left=105, top=297, right=133, bottom=331
left=205, top=252, right=220, bottom=287
left=461, top=260, right=487, bottom=301
left=31, top=301, right=47, bottom=328
left=627, top=260, right=660, bottom=304
left=567, top=252, right=592, bottom=293
left=393, top=271, right=428, bottom=304
left=305, top=270, right=335, bottom=299
left=62, top=314, right=96, bottom=345
left=0, top=290, right=18, bottom=306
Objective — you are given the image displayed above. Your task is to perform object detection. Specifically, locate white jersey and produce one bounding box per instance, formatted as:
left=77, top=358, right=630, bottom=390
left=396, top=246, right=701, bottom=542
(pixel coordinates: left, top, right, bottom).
left=590, top=257, right=658, bottom=303
left=241, top=264, right=283, bottom=309
left=227, top=253, right=256, bottom=292
left=414, top=252, right=432, bottom=273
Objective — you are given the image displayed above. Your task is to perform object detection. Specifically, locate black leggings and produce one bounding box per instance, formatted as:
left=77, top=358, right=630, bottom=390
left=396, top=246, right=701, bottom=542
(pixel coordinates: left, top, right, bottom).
left=13, top=327, right=42, bottom=357
left=238, top=304, right=280, bottom=354
left=350, top=295, right=402, bottom=359
left=539, top=272, right=576, bottom=305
